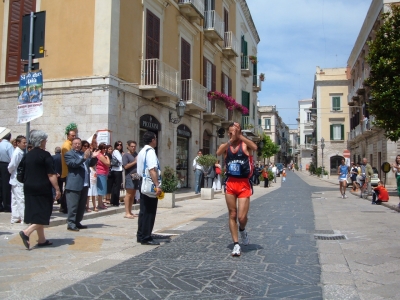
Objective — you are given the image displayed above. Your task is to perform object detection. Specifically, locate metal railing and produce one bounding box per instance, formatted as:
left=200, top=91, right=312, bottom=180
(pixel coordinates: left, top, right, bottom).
left=140, top=59, right=180, bottom=96
left=181, top=79, right=207, bottom=110
left=348, top=115, right=377, bottom=141
left=178, top=0, right=204, bottom=17
left=205, top=99, right=225, bottom=118
left=223, top=31, right=238, bottom=54
left=241, top=55, right=250, bottom=70
left=204, top=10, right=224, bottom=38
left=252, top=75, right=261, bottom=91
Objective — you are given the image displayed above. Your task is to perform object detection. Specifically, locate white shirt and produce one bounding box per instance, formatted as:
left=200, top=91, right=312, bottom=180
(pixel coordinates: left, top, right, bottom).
left=111, top=150, right=123, bottom=171
left=271, top=166, right=277, bottom=174
left=193, top=156, right=203, bottom=171
left=137, top=145, right=159, bottom=178
left=8, top=147, right=24, bottom=186
left=0, top=140, right=14, bottom=163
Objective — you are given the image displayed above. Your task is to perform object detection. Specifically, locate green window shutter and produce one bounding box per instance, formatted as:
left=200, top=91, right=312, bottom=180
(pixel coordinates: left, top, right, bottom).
left=253, top=63, right=257, bottom=86
left=330, top=125, right=333, bottom=140
left=332, top=97, right=340, bottom=111
left=258, top=118, right=261, bottom=125
left=341, top=124, right=344, bottom=140
left=253, top=104, right=255, bottom=119
left=242, top=91, right=250, bottom=116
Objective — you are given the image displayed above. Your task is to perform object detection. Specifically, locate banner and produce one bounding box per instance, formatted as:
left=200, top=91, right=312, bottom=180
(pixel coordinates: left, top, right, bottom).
left=17, top=70, right=43, bottom=123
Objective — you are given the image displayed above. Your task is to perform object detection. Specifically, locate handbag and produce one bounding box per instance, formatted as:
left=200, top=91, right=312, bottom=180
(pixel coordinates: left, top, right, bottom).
left=131, top=173, right=140, bottom=180
left=215, top=167, right=221, bottom=175
left=110, top=155, right=120, bottom=167
left=16, top=155, right=26, bottom=183
left=141, top=148, right=161, bottom=197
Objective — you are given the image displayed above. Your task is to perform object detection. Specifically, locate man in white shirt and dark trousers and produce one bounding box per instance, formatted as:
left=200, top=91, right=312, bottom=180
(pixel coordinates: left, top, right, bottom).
left=0, top=129, right=14, bottom=212
left=193, top=150, right=203, bottom=194
left=136, top=131, right=163, bottom=245
left=8, top=135, right=27, bottom=223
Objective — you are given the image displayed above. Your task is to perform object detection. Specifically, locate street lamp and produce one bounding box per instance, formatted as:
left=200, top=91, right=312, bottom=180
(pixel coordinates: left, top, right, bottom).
left=320, top=137, right=325, bottom=174
left=169, top=99, right=186, bottom=124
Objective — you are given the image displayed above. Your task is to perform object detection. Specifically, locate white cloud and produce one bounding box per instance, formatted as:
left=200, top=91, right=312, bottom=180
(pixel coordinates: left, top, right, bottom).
left=247, top=0, right=371, bottom=128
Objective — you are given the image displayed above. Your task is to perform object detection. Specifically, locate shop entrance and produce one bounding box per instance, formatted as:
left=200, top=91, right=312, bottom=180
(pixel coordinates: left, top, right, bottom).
left=139, top=114, right=161, bottom=155
left=176, top=125, right=191, bottom=189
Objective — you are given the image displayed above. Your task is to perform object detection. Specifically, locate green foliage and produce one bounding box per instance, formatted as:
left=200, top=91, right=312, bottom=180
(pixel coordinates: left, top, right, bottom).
left=160, top=166, right=178, bottom=193
left=196, top=154, right=217, bottom=168
left=315, top=167, right=328, bottom=176
left=65, top=123, right=78, bottom=135
left=308, top=163, right=316, bottom=175
left=294, top=163, right=299, bottom=171
left=260, top=134, right=279, bottom=160
left=268, top=170, right=274, bottom=181
left=365, top=4, right=400, bottom=141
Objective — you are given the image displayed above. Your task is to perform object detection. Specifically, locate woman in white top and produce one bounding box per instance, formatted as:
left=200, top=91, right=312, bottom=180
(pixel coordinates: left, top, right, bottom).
left=392, top=155, right=400, bottom=205
left=109, top=141, right=123, bottom=206
left=213, top=160, right=222, bottom=190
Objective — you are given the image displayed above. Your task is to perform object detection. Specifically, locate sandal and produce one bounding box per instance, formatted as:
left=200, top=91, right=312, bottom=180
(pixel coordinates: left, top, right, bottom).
left=97, top=206, right=107, bottom=210
left=37, top=240, right=53, bottom=247
left=123, top=215, right=135, bottom=219
left=86, top=208, right=92, bottom=213
left=19, top=231, right=30, bottom=250
left=94, top=208, right=99, bottom=212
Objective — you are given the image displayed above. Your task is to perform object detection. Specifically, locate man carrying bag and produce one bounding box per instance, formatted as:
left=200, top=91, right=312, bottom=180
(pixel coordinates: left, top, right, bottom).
left=136, top=131, right=162, bottom=245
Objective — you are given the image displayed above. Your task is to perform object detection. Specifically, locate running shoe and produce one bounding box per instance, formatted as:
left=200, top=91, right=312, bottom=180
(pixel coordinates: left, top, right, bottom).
left=240, top=229, right=249, bottom=246
left=344, top=194, right=348, bottom=198
left=231, top=244, right=241, bottom=256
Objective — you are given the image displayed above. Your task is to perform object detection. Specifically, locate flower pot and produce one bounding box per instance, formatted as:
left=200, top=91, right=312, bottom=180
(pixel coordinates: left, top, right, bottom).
left=158, top=192, right=175, bottom=208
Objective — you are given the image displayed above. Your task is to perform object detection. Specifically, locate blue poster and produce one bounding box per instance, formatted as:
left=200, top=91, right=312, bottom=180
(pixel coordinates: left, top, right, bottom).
left=17, top=70, right=43, bottom=123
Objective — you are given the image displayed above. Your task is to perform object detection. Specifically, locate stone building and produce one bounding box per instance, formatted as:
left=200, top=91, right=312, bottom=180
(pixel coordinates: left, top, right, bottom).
left=0, top=0, right=261, bottom=189
left=312, top=67, right=349, bottom=175
left=346, top=0, right=399, bottom=184
left=296, top=99, right=314, bottom=171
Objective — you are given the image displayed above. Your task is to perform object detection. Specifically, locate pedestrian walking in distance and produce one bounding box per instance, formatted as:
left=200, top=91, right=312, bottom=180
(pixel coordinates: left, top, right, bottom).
left=338, top=159, right=349, bottom=198
left=216, top=122, right=257, bottom=257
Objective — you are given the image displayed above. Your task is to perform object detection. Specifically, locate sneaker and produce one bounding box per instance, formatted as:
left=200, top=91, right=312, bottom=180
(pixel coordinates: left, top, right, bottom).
left=344, top=194, right=348, bottom=199
left=341, top=194, right=344, bottom=199
left=240, top=229, right=249, bottom=246
left=231, top=244, right=241, bottom=256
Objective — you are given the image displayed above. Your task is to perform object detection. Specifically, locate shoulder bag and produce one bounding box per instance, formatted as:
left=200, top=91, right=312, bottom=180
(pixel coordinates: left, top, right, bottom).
left=16, top=155, right=26, bottom=183
left=141, top=148, right=161, bottom=197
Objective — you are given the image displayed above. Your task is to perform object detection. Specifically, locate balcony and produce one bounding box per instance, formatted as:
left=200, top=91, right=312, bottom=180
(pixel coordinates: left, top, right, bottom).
left=347, top=85, right=358, bottom=106
left=241, top=116, right=253, bottom=129
left=203, top=10, right=224, bottom=43
left=347, top=115, right=377, bottom=142
left=241, top=56, right=251, bottom=77
left=203, top=99, right=225, bottom=123
left=298, top=143, right=316, bottom=150
left=181, top=79, right=207, bottom=113
left=222, top=31, right=239, bottom=58
left=178, top=0, right=204, bottom=25
left=221, top=109, right=241, bottom=126
left=139, top=59, right=180, bottom=101
left=252, top=75, right=261, bottom=92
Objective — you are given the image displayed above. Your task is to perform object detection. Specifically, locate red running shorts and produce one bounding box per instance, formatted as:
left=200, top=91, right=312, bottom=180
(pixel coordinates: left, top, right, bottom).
left=225, top=177, right=252, bottom=198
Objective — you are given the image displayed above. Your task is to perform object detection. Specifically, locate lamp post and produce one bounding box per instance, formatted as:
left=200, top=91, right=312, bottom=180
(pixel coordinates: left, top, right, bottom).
left=169, top=99, right=186, bottom=124
left=320, top=137, right=325, bottom=175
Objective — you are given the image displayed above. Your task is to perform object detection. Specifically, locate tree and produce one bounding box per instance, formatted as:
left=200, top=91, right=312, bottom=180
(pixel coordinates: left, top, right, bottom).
left=260, top=134, right=279, bottom=163
left=365, top=4, right=400, bottom=141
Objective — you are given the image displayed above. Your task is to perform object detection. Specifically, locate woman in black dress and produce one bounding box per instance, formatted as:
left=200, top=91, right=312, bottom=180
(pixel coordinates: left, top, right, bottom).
left=19, top=130, right=61, bottom=249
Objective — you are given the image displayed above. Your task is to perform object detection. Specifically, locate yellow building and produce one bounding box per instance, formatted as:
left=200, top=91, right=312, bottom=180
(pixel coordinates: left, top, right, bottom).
left=312, top=66, right=349, bottom=175
left=0, top=0, right=260, bottom=189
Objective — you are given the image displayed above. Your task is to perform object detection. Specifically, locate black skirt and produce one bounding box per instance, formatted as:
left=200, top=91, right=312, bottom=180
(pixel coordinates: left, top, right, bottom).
left=24, top=194, right=53, bottom=225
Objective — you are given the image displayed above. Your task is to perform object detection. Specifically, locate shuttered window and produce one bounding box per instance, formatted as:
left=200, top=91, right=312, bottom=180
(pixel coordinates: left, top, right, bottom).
left=221, top=72, right=231, bottom=96
left=332, top=96, right=341, bottom=111
left=224, top=8, right=228, bottom=33
left=330, top=124, right=344, bottom=140
left=181, top=38, right=191, bottom=100
left=6, top=0, right=36, bottom=82
left=241, top=91, right=250, bottom=116
left=146, top=10, right=160, bottom=59
left=264, top=118, right=271, bottom=130
left=204, top=0, right=215, bottom=11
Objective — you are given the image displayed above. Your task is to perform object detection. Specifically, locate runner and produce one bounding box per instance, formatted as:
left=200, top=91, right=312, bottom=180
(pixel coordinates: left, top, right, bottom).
left=337, top=159, right=349, bottom=198
left=216, top=122, right=257, bottom=257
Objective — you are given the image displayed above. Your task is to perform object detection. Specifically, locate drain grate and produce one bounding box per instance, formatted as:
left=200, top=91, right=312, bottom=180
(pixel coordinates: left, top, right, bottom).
left=314, top=235, right=346, bottom=240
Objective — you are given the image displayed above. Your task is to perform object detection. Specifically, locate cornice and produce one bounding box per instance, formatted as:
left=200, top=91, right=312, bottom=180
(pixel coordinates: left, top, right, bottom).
left=176, top=16, right=199, bottom=37
left=238, top=0, right=260, bottom=44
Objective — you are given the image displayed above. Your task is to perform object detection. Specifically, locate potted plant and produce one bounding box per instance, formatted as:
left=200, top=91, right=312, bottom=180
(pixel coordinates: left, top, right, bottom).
left=160, top=166, right=178, bottom=208
left=259, top=73, right=265, bottom=82
left=249, top=55, right=257, bottom=64
left=196, top=154, right=217, bottom=200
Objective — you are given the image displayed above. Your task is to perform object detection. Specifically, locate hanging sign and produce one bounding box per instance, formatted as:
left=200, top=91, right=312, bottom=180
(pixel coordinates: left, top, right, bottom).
left=17, top=70, right=43, bottom=123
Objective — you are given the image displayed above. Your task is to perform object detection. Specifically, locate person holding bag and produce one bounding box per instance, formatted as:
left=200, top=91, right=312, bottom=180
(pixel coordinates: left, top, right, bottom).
left=136, top=131, right=162, bottom=245
left=262, top=167, right=269, bottom=188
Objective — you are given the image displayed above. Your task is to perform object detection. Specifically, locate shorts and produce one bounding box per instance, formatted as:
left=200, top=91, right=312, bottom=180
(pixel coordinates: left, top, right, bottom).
left=226, top=177, right=253, bottom=198
left=125, top=175, right=140, bottom=190
left=339, top=177, right=347, bottom=182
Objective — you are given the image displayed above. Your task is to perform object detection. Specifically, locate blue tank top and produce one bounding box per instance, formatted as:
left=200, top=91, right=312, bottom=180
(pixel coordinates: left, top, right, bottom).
left=339, top=165, right=348, bottom=179
left=225, top=141, right=251, bottom=178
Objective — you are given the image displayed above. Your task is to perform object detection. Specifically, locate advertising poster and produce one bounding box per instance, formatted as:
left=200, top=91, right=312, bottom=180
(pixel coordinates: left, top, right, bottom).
left=96, top=130, right=111, bottom=145
left=17, top=70, right=43, bottom=124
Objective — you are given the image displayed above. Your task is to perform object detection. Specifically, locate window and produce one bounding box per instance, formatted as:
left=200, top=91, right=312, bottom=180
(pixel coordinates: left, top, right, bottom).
left=241, top=91, right=250, bottom=116
left=221, top=72, right=231, bottom=95
left=264, top=118, right=271, bottom=130
left=330, top=124, right=344, bottom=140
left=332, top=96, right=341, bottom=111
left=6, top=0, right=36, bottom=82
left=203, top=57, right=215, bottom=92
left=307, top=112, right=312, bottom=122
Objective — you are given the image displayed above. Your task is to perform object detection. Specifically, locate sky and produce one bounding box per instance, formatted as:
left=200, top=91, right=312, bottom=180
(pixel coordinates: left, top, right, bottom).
left=246, top=0, right=372, bottom=129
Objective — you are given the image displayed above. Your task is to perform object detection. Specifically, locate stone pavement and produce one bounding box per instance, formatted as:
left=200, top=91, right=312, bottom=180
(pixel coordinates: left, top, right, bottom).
left=1, top=173, right=400, bottom=299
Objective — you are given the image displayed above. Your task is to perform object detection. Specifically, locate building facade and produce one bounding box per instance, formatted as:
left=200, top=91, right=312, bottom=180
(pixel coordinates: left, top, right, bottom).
left=347, top=0, right=399, bottom=184
left=0, top=0, right=261, bottom=189
left=312, top=67, right=350, bottom=175
left=296, top=99, right=313, bottom=171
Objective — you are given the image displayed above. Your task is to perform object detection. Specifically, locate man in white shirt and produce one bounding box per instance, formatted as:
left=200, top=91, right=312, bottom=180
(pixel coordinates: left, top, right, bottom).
left=192, top=150, right=203, bottom=194
left=136, top=131, right=162, bottom=245
left=271, top=164, right=277, bottom=183
left=8, top=135, right=27, bottom=223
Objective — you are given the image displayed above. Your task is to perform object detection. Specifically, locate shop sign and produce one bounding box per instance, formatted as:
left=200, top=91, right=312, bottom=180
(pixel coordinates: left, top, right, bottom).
left=177, top=124, right=191, bottom=138
left=140, top=114, right=161, bottom=131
